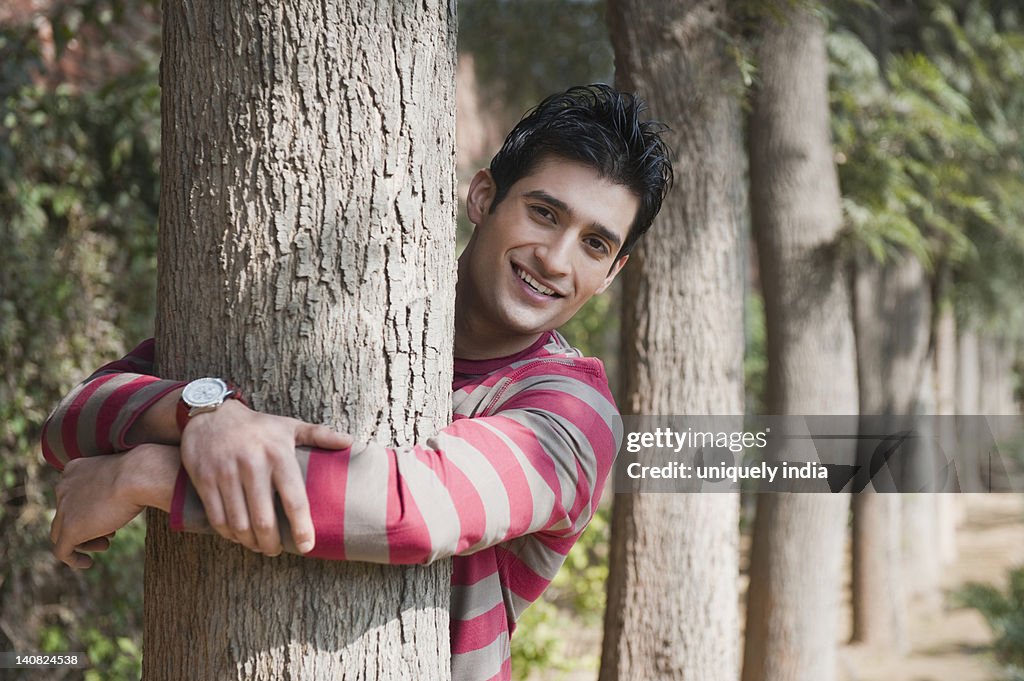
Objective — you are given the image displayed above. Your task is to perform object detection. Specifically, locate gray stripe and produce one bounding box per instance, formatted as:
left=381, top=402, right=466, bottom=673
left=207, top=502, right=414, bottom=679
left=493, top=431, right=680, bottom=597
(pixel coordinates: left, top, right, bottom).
left=44, top=379, right=91, bottom=466
left=453, top=383, right=501, bottom=417
left=489, top=371, right=618, bottom=430
left=275, top=448, right=312, bottom=554
left=506, top=590, right=533, bottom=624
left=500, top=409, right=594, bottom=523
left=450, top=570, right=504, bottom=620
left=110, top=378, right=183, bottom=449
left=394, top=444, right=462, bottom=561
left=427, top=431, right=511, bottom=554
left=183, top=480, right=212, bottom=533
left=343, top=441, right=390, bottom=563
left=499, top=534, right=569, bottom=583
left=75, top=372, right=139, bottom=455
left=450, top=632, right=508, bottom=681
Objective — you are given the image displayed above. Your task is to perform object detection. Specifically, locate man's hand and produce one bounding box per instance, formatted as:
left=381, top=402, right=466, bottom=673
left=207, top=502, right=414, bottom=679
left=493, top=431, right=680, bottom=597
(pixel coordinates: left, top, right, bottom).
left=180, top=401, right=352, bottom=556
left=51, top=444, right=180, bottom=569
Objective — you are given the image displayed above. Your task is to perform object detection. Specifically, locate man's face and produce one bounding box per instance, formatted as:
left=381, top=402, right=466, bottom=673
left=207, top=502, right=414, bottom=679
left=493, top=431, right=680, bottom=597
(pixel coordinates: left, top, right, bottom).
left=457, top=156, right=638, bottom=357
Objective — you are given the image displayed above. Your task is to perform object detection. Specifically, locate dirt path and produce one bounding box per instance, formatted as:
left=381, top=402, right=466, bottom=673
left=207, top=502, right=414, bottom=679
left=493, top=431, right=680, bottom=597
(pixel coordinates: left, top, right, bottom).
left=536, top=493, right=1023, bottom=681
left=839, top=493, right=1024, bottom=681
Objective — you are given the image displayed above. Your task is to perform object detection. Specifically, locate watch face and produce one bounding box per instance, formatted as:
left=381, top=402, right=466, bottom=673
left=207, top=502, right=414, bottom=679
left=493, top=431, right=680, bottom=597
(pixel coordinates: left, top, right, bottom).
left=182, top=377, right=229, bottom=408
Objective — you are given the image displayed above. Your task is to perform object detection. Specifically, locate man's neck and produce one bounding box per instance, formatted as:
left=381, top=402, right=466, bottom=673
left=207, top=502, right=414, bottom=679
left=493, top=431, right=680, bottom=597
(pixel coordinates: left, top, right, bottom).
left=453, top=312, right=543, bottom=361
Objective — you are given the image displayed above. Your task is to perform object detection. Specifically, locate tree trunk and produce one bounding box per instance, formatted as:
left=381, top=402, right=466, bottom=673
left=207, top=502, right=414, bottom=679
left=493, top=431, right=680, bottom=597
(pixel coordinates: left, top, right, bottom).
left=742, top=5, right=858, bottom=681
left=145, top=3, right=456, bottom=679
left=932, top=299, right=957, bottom=564
left=979, top=334, right=1019, bottom=416
left=849, top=253, right=933, bottom=646
left=599, top=2, right=746, bottom=680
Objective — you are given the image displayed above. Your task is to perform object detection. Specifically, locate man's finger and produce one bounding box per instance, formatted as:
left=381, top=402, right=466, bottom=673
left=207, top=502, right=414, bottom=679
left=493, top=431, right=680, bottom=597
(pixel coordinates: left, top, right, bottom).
left=50, top=510, right=62, bottom=545
left=196, top=479, right=229, bottom=537
left=242, top=466, right=282, bottom=556
left=220, top=479, right=257, bottom=550
left=68, top=551, right=93, bottom=569
left=295, top=423, right=353, bottom=451
left=273, top=463, right=315, bottom=553
left=76, top=536, right=112, bottom=553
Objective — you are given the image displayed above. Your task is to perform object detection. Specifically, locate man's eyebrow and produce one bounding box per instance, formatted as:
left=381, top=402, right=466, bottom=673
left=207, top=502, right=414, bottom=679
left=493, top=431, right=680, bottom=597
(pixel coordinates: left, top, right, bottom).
left=521, top=190, right=623, bottom=249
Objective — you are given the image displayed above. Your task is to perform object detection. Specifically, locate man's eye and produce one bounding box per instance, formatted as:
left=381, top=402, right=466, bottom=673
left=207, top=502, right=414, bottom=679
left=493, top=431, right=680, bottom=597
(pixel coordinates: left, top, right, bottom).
left=531, top=205, right=555, bottom=222
left=585, top=237, right=609, bottom=254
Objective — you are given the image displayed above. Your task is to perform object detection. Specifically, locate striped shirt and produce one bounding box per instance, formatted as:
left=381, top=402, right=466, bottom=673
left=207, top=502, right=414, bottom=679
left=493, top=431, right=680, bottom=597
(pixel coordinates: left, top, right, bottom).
left=41, top=330, right=620, bottom=681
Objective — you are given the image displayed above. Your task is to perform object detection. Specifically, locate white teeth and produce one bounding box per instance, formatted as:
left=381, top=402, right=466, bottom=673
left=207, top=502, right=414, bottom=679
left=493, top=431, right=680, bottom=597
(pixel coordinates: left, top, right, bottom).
left=515, top=266, right=557, bottom=296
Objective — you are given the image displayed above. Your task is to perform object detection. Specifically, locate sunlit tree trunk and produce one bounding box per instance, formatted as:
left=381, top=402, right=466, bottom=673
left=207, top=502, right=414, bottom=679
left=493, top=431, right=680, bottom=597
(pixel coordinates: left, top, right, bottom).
left=145, top=2, right=456, bottom=679
left=600, top=1, right=746, bottom=679
left=742, top=4, right=858, bottom=681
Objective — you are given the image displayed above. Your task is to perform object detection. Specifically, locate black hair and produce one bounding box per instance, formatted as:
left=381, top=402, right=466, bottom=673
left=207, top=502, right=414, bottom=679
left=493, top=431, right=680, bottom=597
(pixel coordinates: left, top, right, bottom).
left=488, top=84, right=673, bottom=259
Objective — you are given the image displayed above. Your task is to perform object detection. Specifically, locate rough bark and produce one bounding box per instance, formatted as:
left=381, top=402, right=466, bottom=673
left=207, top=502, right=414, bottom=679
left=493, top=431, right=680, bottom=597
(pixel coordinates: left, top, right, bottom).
left=145, top=3, right=456, bottom=679
left=599, top=2, right=746, bottom=680
left=741, top=5, right=858, bottom=681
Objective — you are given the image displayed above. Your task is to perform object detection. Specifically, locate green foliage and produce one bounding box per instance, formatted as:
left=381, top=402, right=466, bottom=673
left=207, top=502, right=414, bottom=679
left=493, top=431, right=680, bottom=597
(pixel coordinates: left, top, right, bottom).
left=510, top=506, right=610, bottom=680
left=955, top=565, right=1024, bottom=680
left=458, top=0, right=613, bottom=124
left=745, top=290, right=767, bottom=415
left=829, top=29, right=989, bottom=266
left=830, top=2, right=1024, bottom=335
left=0, top=4, right=159, bottom=679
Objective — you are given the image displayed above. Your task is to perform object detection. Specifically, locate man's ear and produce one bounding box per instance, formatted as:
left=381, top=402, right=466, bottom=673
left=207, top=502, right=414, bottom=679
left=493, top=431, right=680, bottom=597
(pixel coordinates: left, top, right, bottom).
left=597, top=254, right=629, bottom=294
left=466, top=169, right=496, bottom=225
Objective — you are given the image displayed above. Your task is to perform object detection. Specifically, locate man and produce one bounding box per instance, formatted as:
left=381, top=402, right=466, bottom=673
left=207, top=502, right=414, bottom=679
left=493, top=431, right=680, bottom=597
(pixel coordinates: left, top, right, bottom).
left=43, top=84, right=672, bottom=680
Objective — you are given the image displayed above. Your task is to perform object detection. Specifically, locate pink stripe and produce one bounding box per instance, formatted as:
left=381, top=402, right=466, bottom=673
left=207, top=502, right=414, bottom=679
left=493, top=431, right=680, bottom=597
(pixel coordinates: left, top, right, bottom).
left=387, top=463, right=430, bottom=563
left=60, top=373, right=120, bottom=462
left=305, top=447, right=351, bottom=560
left=40, top=413, right=63, bottom=471
left=451, top=552, right=499, bottom=587
left=113, top=380, right=186, bottom=450
left=95, top=375, right=160, bottom=451
left=453, top=420, right=535, bottom=539
left=533, top=531, right=576, bottom=556
left=495, top=547, right=550, bottom=602
left=411, top=445, right=487, bottom=555
left=169, top=467, right=190, bottom=531
left=451, top=602, right=508, bottom=654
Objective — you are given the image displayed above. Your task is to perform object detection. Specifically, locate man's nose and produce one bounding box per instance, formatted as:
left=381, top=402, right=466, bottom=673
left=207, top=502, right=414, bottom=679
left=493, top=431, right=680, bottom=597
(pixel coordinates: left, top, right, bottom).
left=535, top=236, right=573, bottom=277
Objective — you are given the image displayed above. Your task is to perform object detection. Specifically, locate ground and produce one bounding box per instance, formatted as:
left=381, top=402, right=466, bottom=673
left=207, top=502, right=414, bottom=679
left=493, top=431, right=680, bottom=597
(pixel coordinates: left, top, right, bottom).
left=535, top=493, right=1024, bottom=681
left=838, top=494, right=1024, bottom=681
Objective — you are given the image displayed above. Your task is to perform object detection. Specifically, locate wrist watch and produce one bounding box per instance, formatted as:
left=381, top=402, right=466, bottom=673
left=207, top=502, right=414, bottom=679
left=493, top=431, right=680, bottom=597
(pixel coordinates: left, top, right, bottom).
left=176, top=377, right=245, bottom=433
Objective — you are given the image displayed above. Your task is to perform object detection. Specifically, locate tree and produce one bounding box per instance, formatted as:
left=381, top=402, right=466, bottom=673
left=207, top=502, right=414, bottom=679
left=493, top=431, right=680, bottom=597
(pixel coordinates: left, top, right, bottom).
left=599, top=2, right=746, bottom=680
left=144, top=2, right=456, bottom=678
left=741, top=4, right=858, bottom=681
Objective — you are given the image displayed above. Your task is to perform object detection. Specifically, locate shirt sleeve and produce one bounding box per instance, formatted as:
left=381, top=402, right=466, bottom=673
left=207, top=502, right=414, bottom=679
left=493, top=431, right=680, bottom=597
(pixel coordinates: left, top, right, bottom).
left=40, top=338, right=185, bottom=471
left=171, top=361, right=622, bottom=564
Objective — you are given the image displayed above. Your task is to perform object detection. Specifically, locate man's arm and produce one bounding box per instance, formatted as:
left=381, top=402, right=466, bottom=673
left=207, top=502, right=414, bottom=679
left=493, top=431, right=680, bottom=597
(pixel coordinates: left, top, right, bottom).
left=42, top=338, right=352, bottom=557
left=40, top=338, right=186, bottom=470
left=50, top=443, right=180, bottom=568
left=172, top=360, right=620, bottom=565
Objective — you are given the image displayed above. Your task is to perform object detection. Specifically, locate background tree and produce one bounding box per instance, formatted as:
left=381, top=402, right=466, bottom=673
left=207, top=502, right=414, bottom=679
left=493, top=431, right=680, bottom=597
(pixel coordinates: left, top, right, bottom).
left=144, top=2, right=456, bottom=678
left=831, top=0, right=1024, bottom=642
left=599, top=2, right=747, bottom=680
left=741, top=3, right=859, bottom=681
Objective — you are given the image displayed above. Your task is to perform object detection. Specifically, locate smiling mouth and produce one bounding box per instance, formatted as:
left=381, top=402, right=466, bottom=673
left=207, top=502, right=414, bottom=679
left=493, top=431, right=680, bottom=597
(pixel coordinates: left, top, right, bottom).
left=513, top=264, right=561, bottom=297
